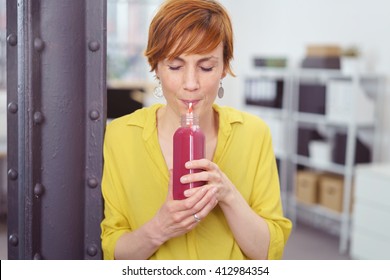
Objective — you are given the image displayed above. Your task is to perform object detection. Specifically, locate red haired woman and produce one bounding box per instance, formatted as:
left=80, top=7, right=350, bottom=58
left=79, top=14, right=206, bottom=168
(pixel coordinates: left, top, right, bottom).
left=101, top=0, right=291, bottom=260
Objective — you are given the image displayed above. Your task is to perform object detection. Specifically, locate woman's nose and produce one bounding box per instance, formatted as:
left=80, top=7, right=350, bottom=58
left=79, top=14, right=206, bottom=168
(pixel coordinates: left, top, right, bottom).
left=183, top=67, right=199, bottom=91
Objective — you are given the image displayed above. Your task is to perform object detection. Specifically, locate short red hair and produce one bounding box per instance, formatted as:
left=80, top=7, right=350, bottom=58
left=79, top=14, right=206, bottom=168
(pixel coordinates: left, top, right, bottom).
left=145, top=0, right=235, bottom=76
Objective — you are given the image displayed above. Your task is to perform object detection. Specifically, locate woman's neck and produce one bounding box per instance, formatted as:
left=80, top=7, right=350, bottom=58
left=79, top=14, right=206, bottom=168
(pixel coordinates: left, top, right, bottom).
left=157, top=105, right=218, bottom=139
left=157, top=104, right=219, bottom=165
left=157, top=105, right=218, bottom=136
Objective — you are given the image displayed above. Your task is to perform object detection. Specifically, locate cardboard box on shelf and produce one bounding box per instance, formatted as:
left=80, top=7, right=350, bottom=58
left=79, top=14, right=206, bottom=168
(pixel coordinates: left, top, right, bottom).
left=306, top=44, right=342, bottom=57
left=319, top=174, right=344, bottom=212
left=295, top=170, right=322, bottom=205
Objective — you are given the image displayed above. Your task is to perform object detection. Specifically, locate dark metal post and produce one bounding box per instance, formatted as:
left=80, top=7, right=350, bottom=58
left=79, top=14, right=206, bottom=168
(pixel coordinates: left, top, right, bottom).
left=7, top=0, right=106, bottom=259
left=6, top=0, right=19, bottom=260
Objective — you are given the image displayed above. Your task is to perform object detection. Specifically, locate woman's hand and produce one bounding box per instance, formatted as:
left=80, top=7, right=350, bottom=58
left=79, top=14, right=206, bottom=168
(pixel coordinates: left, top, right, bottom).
left=151, top=169, right=218, bottom=244
left=179, top=159, right=271, bottom=259
left=114, top=168, right=218, bottom=260
left=115, top=160, right=270, bottom=260
left=181, top=159, right=235, bottom=206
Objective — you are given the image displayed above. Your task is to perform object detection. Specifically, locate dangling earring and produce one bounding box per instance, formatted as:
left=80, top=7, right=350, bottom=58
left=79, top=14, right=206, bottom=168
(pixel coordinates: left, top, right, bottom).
left=218, top=80, right=224, bottom=99
left=153, top=80, right=163, bottom=98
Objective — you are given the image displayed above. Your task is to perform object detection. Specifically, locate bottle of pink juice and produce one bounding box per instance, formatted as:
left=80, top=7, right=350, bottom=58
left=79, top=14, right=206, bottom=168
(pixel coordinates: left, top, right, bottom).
left=173, top=103, right=205, bottom=200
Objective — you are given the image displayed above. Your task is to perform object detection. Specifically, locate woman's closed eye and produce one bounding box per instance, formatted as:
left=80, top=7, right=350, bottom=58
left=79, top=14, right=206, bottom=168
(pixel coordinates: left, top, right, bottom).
left=200, top=66, right=214, bottom=72
left=168, top=65, right=182, bottom=71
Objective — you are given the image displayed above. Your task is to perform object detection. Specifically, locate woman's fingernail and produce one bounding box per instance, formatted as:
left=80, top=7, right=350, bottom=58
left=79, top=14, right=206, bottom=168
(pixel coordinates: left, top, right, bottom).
left=184, top=190, right=191, bottom=197
left=185, top=162, right=191, bottom=168
left=180, top=176, right=188, bottom=183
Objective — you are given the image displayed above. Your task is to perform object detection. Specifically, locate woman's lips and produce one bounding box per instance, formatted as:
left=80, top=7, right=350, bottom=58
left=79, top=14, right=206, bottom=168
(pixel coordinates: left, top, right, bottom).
left=182, top=100, right=200, bottom=107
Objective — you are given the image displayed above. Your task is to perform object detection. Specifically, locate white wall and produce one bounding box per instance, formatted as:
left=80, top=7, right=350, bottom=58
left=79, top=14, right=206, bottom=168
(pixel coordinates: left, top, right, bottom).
left=219, top=0, right=390, bottom=162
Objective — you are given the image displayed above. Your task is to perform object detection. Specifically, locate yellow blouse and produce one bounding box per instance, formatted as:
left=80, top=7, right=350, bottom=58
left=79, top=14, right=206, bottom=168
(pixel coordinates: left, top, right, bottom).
left=101, top=103, right=292, bottom=260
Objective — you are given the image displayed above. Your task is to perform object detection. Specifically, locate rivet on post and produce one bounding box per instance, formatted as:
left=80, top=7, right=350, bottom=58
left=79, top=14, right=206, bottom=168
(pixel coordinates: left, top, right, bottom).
left=34, top=183, right=45, bottom=198
left=9, top=234, right=19, bottom=246
left=87, top=177, right=98, bottom=189
left=33, top=111, right=44, bottom=125
left=89, top=110, right=100, bottom=121
left=33, top=253, right=43, bottom=260
left=86, top=245, right=98, bottom=257
left=8, top=169, right=18, bottom=180
left=7, top=33, right=17, bottom=46
left=8, top=102, right=18, bottom=114
left=34, top=38, right=45, bottom=52
left=88, top=41, right=100, bottom=52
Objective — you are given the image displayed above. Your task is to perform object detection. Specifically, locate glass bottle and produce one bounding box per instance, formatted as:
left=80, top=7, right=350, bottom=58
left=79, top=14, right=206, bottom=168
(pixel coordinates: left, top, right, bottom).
left=172, top=105, right=205, bottom=200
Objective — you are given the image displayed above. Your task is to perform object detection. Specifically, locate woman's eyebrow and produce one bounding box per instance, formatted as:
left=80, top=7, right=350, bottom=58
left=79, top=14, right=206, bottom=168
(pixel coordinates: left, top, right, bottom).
left=197, top=56, right=219, bottom=63
left=170, top=56, right=219, bottom=63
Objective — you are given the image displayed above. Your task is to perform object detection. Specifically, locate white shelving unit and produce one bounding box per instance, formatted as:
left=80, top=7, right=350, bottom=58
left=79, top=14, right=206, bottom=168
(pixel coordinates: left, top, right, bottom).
left=244, top=68, right=294, bottom=214
left=350, top=163, right=390, bottom=259
left=244, top=67, right=385, bottom=254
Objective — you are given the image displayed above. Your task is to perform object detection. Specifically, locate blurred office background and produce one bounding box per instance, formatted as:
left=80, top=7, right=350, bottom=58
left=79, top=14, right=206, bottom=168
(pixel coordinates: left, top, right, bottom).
left=1, top=0, right=390, bottom=259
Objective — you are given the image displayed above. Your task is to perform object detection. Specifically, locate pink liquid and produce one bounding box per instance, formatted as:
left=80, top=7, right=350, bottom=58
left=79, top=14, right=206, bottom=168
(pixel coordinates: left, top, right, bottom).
left=173, top=126, right=205, bottom=200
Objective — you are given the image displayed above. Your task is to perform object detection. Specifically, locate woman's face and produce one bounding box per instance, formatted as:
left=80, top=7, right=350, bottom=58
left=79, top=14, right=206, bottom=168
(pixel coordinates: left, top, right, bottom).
left=156, top=43, right=226, bottom=118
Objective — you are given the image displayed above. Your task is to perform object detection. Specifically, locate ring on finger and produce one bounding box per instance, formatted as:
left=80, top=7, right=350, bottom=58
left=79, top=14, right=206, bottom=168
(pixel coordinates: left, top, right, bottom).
left=193, top=213, right=201, bottom=222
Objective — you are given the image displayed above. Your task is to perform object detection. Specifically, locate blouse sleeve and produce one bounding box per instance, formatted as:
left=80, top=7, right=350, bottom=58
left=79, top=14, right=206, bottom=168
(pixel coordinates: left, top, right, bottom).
left=249, top=123, right=292, bottom=259
left=100, top=124, right=132, bottom=260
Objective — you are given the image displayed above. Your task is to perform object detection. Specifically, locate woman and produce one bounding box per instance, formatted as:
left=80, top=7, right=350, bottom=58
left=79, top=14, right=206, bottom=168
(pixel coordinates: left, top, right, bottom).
left=101, top=0, right=292, bottom=260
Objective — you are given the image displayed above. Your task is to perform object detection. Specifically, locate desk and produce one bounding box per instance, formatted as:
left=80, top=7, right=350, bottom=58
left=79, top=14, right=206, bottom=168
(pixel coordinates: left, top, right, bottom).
left=107, top=88, right=143, bottom=119
left=107, top=80, right=156, bottom=119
